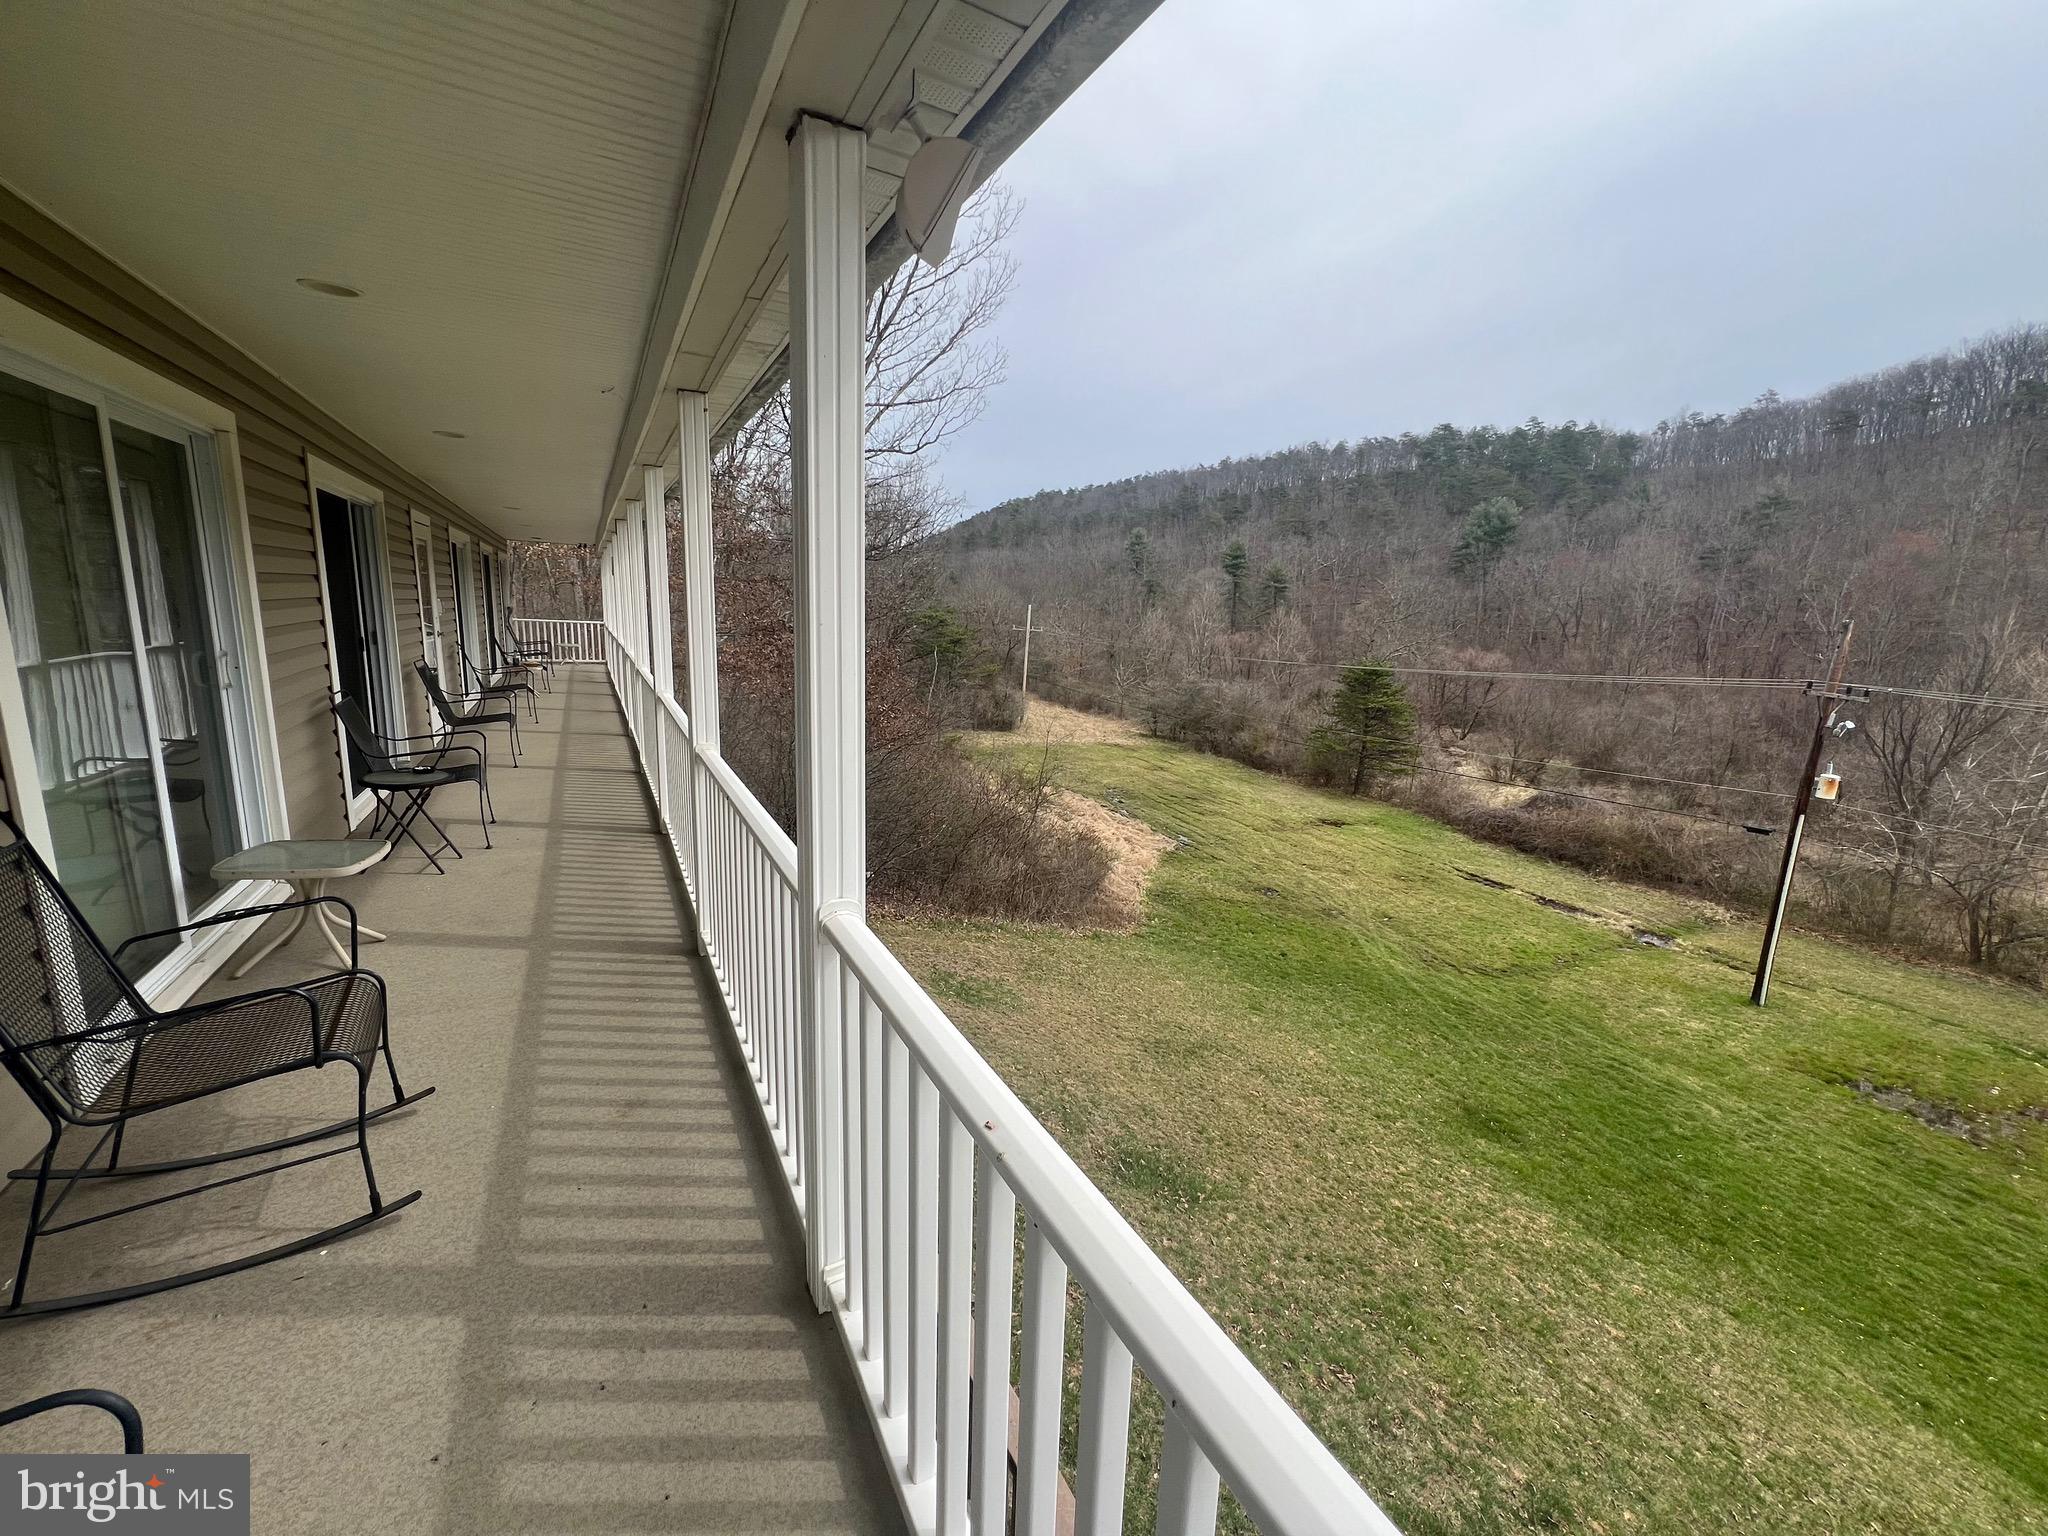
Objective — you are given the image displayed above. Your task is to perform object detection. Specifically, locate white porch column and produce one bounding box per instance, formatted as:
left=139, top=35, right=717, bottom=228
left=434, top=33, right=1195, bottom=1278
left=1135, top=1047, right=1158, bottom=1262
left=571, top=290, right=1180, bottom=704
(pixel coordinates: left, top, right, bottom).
left=642, top=464, right=674, bottom=697
left=642, top=464, right=673, bottom=828
left=677, top=390, right=718, bottom=948
left=789, top=111, right=865, bottom=1311
left=602, top=532, right=617, bottom=662
left=628, top=497, right=649, bottom=673
left=677, top=392, right=720, bottom=754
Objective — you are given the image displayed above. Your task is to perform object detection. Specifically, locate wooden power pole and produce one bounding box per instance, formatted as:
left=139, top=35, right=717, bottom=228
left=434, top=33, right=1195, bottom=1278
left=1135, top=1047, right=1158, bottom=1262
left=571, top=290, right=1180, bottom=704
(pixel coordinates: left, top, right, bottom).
left=1752, top=617, right=1855, bottom=1006
left=1017, top=602, right=1035, bottom=696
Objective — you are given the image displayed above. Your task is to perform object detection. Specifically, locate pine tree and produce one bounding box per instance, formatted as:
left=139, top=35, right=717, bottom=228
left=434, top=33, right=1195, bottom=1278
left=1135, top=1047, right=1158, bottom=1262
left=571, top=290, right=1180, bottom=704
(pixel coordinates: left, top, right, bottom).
left=1221, top=540, right=1250, bottom=629
left=1306, top=663, right=1419, bottom=794
left=1257, top=563, right=1290, bottom=623
left=1449, top=496, right=1520, bottom=618
left=1126, top=527, right=1151, bottom=581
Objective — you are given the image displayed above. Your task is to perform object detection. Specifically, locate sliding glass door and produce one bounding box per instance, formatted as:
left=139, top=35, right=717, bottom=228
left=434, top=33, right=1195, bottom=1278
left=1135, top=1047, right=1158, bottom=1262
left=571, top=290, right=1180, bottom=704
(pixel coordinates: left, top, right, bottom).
left=449, top=535, right=479, bottom=687
left=0, top=364, right=264, bottom=975
left=315, top=487, right=403, bottom=818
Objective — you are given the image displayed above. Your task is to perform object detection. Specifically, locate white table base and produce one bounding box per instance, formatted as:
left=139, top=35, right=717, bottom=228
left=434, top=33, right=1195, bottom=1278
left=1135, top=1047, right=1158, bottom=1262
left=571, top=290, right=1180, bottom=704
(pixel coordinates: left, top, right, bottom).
left=230, top=875, right=387, bottom=978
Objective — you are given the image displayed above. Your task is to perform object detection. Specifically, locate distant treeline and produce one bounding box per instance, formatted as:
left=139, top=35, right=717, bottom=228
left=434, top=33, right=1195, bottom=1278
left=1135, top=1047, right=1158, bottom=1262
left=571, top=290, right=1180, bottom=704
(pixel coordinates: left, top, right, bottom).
left=947, top=323, right=2048, bottom=547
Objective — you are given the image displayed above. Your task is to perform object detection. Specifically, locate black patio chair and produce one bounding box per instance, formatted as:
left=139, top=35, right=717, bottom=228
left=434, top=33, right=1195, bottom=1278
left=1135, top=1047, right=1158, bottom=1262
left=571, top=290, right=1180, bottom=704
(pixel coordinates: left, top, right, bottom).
left=504, top=608, right=554, bottom=665
left=457, top=637, right=538, bottom=723
left=494, top=629, right=551, bottom=693
left=0, top=814, right=430, bottom=1319
left=0, top=1389, right=143, bottom=1451
left=417, top=660, right=520, bottom=767
left=332, top=696, right=491, bottom=872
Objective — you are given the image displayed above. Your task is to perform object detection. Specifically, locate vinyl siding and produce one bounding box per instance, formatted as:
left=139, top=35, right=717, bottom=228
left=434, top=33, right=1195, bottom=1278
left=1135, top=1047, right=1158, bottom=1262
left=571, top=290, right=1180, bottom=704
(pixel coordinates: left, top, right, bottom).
left=0, top=184, right=513, bottom=840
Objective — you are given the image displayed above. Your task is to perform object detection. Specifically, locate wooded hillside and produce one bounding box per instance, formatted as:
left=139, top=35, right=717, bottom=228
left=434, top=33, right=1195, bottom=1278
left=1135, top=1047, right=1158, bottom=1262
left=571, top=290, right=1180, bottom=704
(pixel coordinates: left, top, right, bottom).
left=935, top=325, right=2048, bottom=975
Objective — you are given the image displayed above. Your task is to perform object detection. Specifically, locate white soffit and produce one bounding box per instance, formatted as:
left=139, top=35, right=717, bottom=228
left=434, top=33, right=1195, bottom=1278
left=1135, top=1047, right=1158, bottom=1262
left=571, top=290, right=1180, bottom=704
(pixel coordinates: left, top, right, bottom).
left=603, top=0, right=1065, bottom=521
left=0, top=0, right=726, bottom=542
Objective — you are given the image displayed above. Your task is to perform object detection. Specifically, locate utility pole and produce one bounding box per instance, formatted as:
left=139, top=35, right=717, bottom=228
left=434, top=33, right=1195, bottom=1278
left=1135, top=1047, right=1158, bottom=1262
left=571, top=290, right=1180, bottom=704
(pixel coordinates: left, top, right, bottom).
left=1016, top=602, right=1035, bottom=696
left=1752, top=617, right=1854, bottom=1006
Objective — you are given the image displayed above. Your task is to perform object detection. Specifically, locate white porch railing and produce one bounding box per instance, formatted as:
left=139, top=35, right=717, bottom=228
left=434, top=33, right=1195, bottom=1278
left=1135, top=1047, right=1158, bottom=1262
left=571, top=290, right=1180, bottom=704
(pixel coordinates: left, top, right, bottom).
left=602, top=626, right=1397, bottom=1536
left=510, top=616, right=604, bottom=663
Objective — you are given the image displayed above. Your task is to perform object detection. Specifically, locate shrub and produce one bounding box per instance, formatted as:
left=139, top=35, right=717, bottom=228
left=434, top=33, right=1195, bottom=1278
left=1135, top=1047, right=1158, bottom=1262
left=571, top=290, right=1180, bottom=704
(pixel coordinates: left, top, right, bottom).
left=720, top=681, right=1108, bottom=923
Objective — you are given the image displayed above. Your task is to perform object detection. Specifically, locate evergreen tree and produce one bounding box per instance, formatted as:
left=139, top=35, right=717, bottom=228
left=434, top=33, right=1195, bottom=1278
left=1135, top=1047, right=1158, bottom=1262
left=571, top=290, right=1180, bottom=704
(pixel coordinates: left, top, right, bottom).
left=1306, top=663, right=1419, bottom=794
left=1257, top=563, right=1290, bottom=623
left=1125, top=527, right=1151, bottom=581
left=1450, top=496, right=1520, bottom=617
left=910, top=605, right=979, bottom=692
left=1221, top=540, right=1250, bottom=629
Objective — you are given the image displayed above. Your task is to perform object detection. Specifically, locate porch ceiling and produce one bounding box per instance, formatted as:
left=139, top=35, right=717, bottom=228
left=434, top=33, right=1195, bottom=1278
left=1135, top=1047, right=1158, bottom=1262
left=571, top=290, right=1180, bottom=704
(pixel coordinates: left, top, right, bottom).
left=0, top=0, right=1155, bottom=544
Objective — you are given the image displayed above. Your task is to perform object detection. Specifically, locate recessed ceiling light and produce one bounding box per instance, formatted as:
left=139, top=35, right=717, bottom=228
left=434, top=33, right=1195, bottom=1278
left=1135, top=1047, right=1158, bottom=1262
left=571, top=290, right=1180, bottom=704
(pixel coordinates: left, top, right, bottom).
left=295, top=277, right=362, bottom=298
left=432, top=430, right=467, bottom=440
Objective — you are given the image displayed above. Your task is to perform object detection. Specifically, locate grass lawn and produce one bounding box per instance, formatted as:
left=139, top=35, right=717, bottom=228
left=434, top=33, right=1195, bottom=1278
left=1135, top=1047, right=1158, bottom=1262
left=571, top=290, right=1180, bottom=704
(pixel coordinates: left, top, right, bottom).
left=878, top=732, right=2048, bottom=1535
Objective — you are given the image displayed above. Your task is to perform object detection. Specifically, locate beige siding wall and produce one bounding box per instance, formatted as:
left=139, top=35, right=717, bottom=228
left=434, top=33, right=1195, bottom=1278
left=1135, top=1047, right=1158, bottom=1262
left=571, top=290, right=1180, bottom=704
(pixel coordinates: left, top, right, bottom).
left=0, top=185, right=512, bottom=840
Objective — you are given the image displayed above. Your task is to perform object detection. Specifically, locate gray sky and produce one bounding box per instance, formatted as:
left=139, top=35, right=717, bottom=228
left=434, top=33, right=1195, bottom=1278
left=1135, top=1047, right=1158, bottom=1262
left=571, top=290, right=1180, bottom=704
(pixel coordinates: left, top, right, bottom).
left=936, top=0, right=2048, bottom=512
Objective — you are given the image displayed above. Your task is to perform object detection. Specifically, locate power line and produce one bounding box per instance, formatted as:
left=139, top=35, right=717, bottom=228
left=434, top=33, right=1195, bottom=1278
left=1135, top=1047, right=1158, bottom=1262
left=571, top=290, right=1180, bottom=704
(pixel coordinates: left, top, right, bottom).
left=1410, top=765, right=1770, bottom=831
left=1445, top=749, right=1794, bottom=800
left=1438, top=751, right=2048, bottom=852
left=1414, top=765, right=2048, bottom=870
left=1848, top=683, right=2048, bottom=716
left=1209, top=655, right=2048, bottom=714
left=1009, top=620, right=2048, bottom=715
left=1238, top=658, right=1816, bottom=689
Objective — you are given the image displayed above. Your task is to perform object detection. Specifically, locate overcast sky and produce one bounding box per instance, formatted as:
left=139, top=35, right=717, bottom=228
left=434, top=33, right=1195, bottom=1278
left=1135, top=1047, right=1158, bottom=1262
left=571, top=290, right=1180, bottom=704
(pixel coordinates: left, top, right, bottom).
left=935, top=0, right=2048, bottom=512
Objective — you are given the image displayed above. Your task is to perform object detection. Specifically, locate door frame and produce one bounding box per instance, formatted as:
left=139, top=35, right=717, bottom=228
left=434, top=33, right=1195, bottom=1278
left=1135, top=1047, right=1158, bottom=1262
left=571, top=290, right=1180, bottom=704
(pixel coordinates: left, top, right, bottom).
left=409, top=510, right=446, bottom=721
left=0, top=298, right=291, bottom=1006
left=448, top=527, right=480, bottom=687
left=307, top=452, right=404, bottom=829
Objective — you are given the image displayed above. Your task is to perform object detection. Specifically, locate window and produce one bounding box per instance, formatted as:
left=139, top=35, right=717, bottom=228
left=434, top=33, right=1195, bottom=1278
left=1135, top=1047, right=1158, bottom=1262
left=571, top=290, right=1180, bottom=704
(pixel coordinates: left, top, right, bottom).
left=0, top=362, right=270, bottom=977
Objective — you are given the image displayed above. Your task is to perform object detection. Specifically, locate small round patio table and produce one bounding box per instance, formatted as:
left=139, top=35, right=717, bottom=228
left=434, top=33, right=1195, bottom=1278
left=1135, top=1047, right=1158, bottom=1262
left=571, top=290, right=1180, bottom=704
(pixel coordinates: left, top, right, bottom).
left=212, top=839, right=391, bottom=977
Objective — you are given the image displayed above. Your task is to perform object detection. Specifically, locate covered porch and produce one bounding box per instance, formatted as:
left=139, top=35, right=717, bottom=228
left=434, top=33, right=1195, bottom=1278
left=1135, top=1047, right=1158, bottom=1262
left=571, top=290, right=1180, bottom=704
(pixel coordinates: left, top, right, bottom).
left=0, top=1, right=1395, bottom=1530
left=1, top=666, right=899, bottom=1532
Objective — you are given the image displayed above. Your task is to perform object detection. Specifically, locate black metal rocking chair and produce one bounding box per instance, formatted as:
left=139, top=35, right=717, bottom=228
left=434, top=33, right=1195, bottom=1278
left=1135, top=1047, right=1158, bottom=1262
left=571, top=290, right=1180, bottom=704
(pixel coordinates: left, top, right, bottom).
left=332, top=696, right=491, bottom=873
left=416, top=660, right=520, bottom=766
left=0, top=1388, right=144, bottom=1451
left=0, top=816, right=430, bottom=1319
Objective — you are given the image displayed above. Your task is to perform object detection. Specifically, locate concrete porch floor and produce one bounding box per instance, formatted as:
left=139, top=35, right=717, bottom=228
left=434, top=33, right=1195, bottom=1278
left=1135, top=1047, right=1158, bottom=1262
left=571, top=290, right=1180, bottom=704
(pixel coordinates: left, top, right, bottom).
left=0, top=668, right=900, bottom=1534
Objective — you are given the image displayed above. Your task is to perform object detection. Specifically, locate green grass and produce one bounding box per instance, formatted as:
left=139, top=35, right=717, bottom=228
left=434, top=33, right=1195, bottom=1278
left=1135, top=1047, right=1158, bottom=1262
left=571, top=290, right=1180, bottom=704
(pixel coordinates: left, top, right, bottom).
left=879, top=736, right=2048, bottom=1535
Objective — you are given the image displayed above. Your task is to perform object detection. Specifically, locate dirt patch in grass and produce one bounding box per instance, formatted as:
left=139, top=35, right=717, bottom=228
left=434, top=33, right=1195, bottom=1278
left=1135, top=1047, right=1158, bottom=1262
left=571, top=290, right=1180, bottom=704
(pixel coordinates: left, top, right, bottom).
left=1844, top=1078, right=2048, bottom=1147
left=1457, top=868, right=1683, bottom=949
left=1050, top=787, right=1172, bottom=930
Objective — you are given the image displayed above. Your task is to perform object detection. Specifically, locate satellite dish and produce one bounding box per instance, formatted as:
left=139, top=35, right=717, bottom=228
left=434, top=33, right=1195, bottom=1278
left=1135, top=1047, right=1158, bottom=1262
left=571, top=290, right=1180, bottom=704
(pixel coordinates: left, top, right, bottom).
left=897, top=135, right=982, bottom=267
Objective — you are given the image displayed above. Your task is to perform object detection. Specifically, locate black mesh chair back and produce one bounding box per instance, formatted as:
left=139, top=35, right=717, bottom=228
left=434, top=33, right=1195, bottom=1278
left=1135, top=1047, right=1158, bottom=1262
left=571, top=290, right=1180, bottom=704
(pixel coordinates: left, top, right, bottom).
left=334, top=695, right=404, bottom=775
left=415, top=659, right=518, bottom=764
left=415, top=661, right=461, bottom=722
left=455, top=637, right=488, bottom=694
left=0, top=825, right=145, bottom=1122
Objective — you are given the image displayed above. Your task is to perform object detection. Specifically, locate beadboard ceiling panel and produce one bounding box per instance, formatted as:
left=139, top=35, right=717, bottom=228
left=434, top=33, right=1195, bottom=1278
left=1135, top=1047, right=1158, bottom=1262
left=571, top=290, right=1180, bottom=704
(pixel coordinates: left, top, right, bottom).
left=0, top=0, right=726, bottom=540
left=0, top=0, right=1156, bottom=542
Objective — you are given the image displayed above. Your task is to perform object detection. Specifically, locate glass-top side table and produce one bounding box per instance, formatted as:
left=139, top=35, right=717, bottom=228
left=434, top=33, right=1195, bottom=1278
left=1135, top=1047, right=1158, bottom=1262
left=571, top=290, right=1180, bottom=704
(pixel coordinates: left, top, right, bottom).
left=211, top=839, right=392, bottom=977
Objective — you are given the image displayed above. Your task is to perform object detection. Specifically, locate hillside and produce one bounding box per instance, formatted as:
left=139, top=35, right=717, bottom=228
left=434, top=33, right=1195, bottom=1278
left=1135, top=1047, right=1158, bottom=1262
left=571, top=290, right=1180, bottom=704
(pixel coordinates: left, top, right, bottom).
left=930, top=324, right=2048, bottom=977
left=883, top=728, right=2048, bottom=1535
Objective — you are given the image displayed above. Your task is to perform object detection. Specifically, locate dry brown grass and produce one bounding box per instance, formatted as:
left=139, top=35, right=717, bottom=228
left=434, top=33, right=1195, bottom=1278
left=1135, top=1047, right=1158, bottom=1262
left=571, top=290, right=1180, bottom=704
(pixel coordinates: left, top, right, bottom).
left=1009, top=697, right=1147, bottom=747
left=1047, top=787, right=1172, bottom=929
